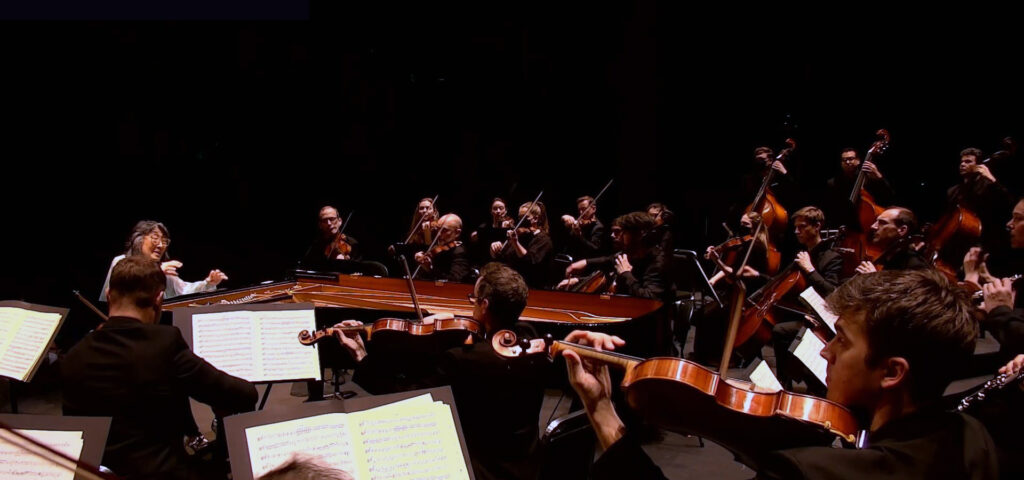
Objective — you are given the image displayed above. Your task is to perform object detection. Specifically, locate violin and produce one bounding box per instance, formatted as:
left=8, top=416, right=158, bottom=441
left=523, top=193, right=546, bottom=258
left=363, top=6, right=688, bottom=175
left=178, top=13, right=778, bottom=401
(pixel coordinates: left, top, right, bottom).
left=494, top=329, right=859, bottom=470
left=325, top=233, right=353, bottom=260
left=710, top=233, right=782, bottom=277
left=922, top=205, right=981, bottom=283
left=839, top=130, right=891, bottom=276
left=298, top=316, right=483, bottom=349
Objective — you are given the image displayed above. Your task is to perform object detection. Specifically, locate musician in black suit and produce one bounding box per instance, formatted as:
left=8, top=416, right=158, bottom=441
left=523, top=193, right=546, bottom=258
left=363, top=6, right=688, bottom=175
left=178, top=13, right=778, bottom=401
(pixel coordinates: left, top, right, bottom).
left=854, top=207, right=929, bottom=273
left=62, top=255, right=258, bottom=480
left=336, top=262, right=550, bottom=480
left=563, top=269, right=998, bottom=479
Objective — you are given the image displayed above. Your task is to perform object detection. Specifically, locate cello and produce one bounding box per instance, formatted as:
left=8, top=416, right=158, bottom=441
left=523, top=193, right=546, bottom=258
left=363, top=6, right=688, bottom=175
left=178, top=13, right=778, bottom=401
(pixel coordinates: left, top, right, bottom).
left=839, top=130, right=891, bottom=275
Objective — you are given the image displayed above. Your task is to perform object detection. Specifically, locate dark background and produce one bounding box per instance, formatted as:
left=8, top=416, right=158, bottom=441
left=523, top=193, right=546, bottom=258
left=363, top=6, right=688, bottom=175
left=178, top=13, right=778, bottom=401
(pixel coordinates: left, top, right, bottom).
left=2, top=5, right=1022, bottom=316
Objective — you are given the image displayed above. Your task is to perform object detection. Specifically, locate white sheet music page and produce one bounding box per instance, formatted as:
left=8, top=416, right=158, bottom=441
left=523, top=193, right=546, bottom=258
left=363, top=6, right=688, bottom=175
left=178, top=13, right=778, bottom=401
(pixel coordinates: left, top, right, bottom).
left=799, top=287, right=838, bottom=333
left=748, top=359, right=784, bottom=393
left=0, top=307, right=63, bottom=381
left=192, top=308, right=320, bottom=383
left=246, top=413, right=356, bottom=479
left=792, top=332, right=828, bottom=385
left=0, top=429, right=84, bottom=480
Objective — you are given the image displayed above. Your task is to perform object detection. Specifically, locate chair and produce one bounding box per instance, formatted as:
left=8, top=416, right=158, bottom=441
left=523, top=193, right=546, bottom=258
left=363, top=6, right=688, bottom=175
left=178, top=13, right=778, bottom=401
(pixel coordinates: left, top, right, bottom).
left=539, top=410, right=595, bottom=480
left=670, top=249, right=720, bottom=356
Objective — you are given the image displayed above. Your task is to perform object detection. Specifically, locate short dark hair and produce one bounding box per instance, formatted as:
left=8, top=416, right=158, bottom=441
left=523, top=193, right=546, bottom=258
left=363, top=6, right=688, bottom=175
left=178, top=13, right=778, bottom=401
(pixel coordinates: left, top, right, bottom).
left=477, top=262, right=528, bottom=329
left=612, top=211, right=656, bottom=233
left=754, top=146, right=774, bottom=157
left=826, top=269, right=977, bottom=402
left=109, top=255, right=166, bottom=309
left=889, top=207, right=918, bottom=234
left=791, top=206, right=825, bottom=226
left=258, top=457, right=353, bottom=480
left=840, top=147, right=858, bottom=157
left=576, top=195, right=595, bottom=207
left=960, top=147, right=983, bottom=160
left=126, top=220, right=169, bottom=260
left=646, top=202, right=674, bottom=225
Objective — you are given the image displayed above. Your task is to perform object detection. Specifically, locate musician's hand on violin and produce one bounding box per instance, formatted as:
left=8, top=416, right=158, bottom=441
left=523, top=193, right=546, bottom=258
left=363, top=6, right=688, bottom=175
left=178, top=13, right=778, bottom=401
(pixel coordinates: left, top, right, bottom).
left=501, top=219, right=514, bottom=229
left=704, top=245, right=716, bottom=260
left=561, top=215, right=576, bottom=228
left=562, top=330, right=626, bottom=449
left=566, top=259, right=587, bottom=277
left=421, top=312, right=453, bottom=325
left=205, top=269, right=228, bottom=286
left=335, top=253, right=350, bottom=260
left=795, top=251, right=815, bottom=273
left=770, top=160, right=787, bottom=175
left=161, top=260, right=182, bottom=277
left=861, top=160, right=883, bottom=180
left=855, top=261, right=877, bottom=275
left=414, top=251, right=430, bottom=265
left=332, top=320, right=368, bottom=362
left=614, top=254, right=632, bottom=275
left=489, top=241, right=503, bottom=258
left=982, top=277, right=1016, bottom=313
left=556, top=278, right=580, bottom=290
left=962, top=247, right=986, bottom=285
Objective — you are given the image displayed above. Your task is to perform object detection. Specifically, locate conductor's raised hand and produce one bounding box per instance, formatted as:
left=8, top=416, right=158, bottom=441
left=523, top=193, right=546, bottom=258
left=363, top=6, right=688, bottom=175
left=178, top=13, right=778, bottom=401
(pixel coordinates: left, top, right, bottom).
left=161, top=260, right=183, bottom=277
left=206, top=269, right=228, bottom=286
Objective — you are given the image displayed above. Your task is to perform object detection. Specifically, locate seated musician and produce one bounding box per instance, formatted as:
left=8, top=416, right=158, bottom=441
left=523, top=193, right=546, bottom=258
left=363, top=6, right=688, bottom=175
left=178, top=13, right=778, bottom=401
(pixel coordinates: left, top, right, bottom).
left=563, top=269, right=998, bottom=479
left=334, top=263, right=549, bottom=480
left=406, top=196, right=440, bottom=249
left=299, top=205, right=362, bottom=270
left=489, top=201, right=554, bottom=289
left=735, top=146, right=797, bottom=220
left=771, top=206, right=845, bottom=392
left=825, top=147, right=895, bottom=224
left=854, top=207, right=929, bottom=273
left=559, top=211, right=671, bottom=303
left=948, top=147, right=1015, bottom=254
left=413, top=213, right=472, bottom=283
left=100, top=220, right=228, bottom=301
left=691, top=212, right=774, bottom=365
left=646, top=202, right=675, bottom=253
left=978, top=198, right=1024, bottom=358
left=63, top=256, right=257, bottom=479
left=560, top=195, right=606, bottom=260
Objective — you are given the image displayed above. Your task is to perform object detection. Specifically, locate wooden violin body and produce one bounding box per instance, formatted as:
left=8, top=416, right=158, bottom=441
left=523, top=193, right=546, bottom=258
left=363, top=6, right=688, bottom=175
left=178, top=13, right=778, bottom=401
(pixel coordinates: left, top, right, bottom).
left=924, top=205, right=982, bottom=282
left=298, top=316, right=482, bottom=351
left=733, top=263, right=807, bottom=353
left=839, top=129, right=891, bottom=276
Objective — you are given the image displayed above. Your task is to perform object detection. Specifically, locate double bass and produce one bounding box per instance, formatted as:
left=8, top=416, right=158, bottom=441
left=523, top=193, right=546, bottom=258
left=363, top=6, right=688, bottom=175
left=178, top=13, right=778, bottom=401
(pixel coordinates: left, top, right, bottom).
left=839, top=130, right=891, bottom=275
left=744, top=139, right=796, bottom=242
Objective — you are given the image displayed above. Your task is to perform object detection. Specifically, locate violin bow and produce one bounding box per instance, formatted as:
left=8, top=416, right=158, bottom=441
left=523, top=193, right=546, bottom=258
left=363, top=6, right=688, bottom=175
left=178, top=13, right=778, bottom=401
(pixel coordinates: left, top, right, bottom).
left=575, top=179, right=613, bottom=224
left=717, top=217, right=767, bottom=376
left=338, top=210, right=354, bottom=237
left=396, top=255, right=426, bottom=323
left=499, top=190, right=544, bottom=252
left=410, top=224, right=445, bottom=280
left=402, top=194, right=440, bottom=245
left=73, top=290, right=108, bottom=322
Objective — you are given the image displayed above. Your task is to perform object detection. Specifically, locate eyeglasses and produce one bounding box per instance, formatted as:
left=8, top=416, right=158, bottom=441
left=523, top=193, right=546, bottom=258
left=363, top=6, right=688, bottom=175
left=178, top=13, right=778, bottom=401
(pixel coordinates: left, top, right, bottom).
left=467, top=293, right=479, bottom=305
left=147, top=233, right=171, bottom=247
left=320, top=216, right=340, bottom=223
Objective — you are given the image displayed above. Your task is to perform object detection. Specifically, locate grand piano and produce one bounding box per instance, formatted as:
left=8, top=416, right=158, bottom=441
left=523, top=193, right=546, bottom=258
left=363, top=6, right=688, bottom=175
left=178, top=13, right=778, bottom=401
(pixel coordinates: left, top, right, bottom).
left=162, top=271, right=665, bottom=355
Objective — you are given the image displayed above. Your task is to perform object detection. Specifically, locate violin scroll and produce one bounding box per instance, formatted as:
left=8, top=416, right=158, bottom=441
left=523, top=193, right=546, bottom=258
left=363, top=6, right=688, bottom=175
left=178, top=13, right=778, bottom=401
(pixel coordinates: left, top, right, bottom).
left=491, top=330, right=553, bottom=358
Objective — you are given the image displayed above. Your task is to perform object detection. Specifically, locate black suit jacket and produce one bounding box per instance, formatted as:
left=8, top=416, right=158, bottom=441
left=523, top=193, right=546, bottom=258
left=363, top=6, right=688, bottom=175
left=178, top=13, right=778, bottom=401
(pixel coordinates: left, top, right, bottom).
left=592, top=410, right=998, bottom=480
left=61, top=317, right=257, bottom=480
left=353, top=322, right=550, bottom=480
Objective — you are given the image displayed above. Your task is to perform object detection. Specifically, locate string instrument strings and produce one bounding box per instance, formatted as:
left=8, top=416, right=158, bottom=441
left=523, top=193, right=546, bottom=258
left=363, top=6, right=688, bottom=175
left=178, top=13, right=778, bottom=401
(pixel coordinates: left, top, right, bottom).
left=411, top=223, right=446, bottom=279
left=326, top=210, right=355, bottom=259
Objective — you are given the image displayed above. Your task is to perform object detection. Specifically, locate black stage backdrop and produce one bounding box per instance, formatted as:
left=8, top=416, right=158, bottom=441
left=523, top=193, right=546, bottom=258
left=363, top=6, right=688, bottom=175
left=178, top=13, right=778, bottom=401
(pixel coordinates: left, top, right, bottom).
left=1, top=5, right=1022, bottom=327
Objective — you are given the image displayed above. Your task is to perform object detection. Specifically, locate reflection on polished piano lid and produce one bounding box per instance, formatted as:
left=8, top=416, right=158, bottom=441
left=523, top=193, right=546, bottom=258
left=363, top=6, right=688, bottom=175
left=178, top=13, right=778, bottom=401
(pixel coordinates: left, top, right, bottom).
left=162, top=274, right=662, bottom=326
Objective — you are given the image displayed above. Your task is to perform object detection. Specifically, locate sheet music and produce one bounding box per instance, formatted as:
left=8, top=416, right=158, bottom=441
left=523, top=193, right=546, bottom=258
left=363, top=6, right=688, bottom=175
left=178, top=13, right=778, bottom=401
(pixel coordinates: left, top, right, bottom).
left=192, top=309, right=320, bottom=383
left=0, top=429, right=84, bottom=480
left=748, top=359, right=783, bottom=393
left=0, top=307, right=63, bottom=381
left=247, top=413, right=356, bottom=478
left=792, top=331, right=828, bottom=385
left=799, top=287, right=838, bottom=333
left=245, top=393, right=469, bottom=480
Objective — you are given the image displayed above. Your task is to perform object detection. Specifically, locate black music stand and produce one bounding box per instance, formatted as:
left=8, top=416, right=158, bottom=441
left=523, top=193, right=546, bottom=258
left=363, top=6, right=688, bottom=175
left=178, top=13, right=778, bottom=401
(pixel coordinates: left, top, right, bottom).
left=0, top=413, right=111, bottom=479
left=0, top=301, right=69, bottom=413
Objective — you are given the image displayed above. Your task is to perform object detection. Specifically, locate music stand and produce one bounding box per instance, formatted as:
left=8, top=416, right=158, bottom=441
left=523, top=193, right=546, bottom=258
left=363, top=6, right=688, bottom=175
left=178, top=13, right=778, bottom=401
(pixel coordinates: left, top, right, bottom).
left=672, top=249, right=721, bottom=307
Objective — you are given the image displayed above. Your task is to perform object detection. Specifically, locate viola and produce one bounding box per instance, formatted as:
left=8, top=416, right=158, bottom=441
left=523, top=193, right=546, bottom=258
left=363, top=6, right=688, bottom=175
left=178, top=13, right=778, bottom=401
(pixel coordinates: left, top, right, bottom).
left=325, top=233, right=353, bottom=259
left=298, top=316, right=483, bottom=348
left=427, top=240, right=462, bottom=258
left=711, top=234, right=782, bottom=277
left=839, top=129, right=891, bottom=276
left=494, top=329, right=859, bottom=470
